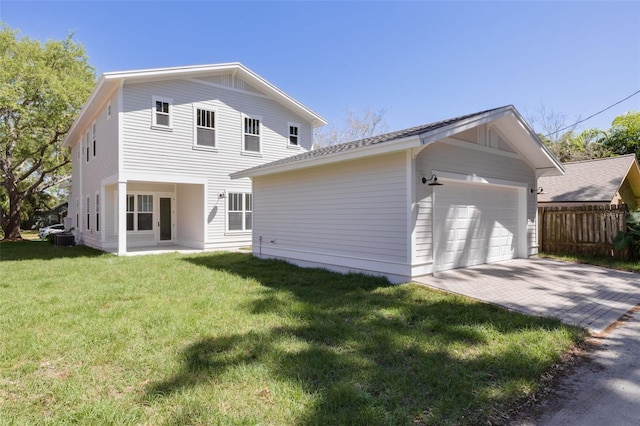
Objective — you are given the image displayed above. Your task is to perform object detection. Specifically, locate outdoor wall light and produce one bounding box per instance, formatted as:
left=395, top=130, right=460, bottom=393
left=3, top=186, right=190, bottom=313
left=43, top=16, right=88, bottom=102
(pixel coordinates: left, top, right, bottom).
left=422, top=174, right=443, bottom=186
left=530, top=187, right=544, bottom=194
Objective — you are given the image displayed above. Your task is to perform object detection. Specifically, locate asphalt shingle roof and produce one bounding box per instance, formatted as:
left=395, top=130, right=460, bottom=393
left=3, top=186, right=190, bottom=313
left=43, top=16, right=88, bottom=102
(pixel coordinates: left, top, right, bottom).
left=236, top=107, right=506, bottom=176
left=538, top=154, right=637, bottom=203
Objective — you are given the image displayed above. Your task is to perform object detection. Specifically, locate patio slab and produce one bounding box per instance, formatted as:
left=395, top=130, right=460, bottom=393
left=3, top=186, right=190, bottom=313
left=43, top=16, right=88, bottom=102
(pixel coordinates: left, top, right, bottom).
left=414, top=257, right=640, bottom=335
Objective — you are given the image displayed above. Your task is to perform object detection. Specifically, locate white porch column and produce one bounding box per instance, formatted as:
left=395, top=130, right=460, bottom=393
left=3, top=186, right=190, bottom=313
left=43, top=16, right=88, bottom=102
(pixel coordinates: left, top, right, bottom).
left=117, top=181, right=127, bottom=255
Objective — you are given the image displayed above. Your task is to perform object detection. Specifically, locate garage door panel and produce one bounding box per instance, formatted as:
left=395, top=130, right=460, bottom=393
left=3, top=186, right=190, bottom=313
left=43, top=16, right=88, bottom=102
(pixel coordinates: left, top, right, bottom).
left=434, top=182, right=519, bottom=272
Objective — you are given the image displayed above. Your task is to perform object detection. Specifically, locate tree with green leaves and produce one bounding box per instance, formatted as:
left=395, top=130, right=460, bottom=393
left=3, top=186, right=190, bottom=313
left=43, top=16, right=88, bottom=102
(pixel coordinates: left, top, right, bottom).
left=602, top=111, right=640, bottom=159
left=0, top=24, right=95, bottom=240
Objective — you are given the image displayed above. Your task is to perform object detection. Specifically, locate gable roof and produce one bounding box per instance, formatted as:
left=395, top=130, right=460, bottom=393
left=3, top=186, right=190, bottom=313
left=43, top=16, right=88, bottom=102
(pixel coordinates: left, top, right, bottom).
left=63, top=62, right=326, bottom=147
left=538, top=154, right=640, bottom=203
left=232, top=105, right=564, bottom=179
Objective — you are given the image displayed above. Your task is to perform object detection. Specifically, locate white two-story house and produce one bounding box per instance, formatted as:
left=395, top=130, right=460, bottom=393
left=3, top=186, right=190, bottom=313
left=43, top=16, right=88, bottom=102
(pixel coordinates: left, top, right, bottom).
left=63, top=63, right=326, bottom=254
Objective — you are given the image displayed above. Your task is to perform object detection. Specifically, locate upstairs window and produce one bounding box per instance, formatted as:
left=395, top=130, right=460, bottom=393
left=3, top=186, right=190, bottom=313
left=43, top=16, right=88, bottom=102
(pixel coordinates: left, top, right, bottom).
left=243, top=117, right=261, bottom=153
left=85, top=131, right=90, bottom=162
left=288, top=124, right=299, bottom=146
left=228, top=193, right=252, bottom=232
left=152, top=96, right=172, bottom=128
left=92, top=122, right=97, bottom=157
left=195, top=108, right=216, bottom=148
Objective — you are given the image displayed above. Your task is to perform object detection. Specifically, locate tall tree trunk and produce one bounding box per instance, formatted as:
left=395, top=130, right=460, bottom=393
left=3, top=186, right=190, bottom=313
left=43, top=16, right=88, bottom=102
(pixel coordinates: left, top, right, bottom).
left=2, top=189, right=23, bottom=240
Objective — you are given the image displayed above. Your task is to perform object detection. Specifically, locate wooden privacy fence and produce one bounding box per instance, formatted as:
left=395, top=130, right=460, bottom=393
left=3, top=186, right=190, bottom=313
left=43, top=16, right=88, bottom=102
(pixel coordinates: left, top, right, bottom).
left=538, top=205, right=628, bottom=260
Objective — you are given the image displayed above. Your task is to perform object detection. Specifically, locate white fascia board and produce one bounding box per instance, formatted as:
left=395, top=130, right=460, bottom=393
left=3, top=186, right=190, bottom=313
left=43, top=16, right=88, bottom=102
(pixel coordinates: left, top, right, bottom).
left=63, top=75, right=109, bottom=147
left=418, top=107, right=513, bottom=146
left=66, top=63, right=326, bottom=146
left=233, top=66, right=327, bottom=128
left=107, top=63, right=327, bottom=128
left=231, top=135, right=422, bottom=179
left=122, top=172, right=207, bottom=185
left=506, top=108, right=565, bottom=175
left=101, top=62, right=243, bottom=80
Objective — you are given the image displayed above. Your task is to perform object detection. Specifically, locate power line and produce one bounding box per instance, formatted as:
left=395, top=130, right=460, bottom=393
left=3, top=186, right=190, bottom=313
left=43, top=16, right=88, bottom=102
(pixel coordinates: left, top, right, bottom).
left=546, top=89, right=640, bottom=137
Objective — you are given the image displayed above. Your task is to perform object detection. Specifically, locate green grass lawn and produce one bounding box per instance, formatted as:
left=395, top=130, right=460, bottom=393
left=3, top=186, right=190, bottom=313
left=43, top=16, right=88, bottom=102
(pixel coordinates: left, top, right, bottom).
left=1, top=241, right=586, bottom=425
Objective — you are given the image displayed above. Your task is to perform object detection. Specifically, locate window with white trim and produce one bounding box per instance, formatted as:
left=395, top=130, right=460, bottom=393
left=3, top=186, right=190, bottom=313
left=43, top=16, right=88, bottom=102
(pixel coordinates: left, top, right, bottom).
left=152, top=96, right=172, bottom=128
left=86, top=196, right=90, bottom=230
left=195, top=107, right=216, bottom=147
left=126, top=194, right=153, bottom=232
left=95, top=193, right=100, bottom=232
left=85, top=131, right=90, bottom=162
left=243, top=116, right=261, bottom=152
left=288, top=124, right=299, bottom=146
left=228, top=193, right=252, bottom=231
left=92, top=122, right=97, bottom=157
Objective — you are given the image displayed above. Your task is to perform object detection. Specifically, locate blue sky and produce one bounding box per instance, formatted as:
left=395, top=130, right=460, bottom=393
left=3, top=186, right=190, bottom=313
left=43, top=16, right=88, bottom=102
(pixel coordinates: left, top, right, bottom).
left=2, top=1, right=639, bottom=135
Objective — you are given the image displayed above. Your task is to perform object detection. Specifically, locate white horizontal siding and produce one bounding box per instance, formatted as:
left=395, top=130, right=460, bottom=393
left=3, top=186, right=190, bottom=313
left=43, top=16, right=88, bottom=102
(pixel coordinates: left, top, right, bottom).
left=415, top=141, right=537, bottom=267
left=70, top=91, right=119, bottom=248
left=119, top=77, right=316, bottom=249
left=253, top=152, right=409, bottom=273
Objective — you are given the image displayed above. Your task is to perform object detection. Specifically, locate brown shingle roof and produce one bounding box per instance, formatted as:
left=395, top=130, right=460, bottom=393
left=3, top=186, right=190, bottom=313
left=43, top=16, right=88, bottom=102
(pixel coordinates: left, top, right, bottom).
left=538, top=154, right=637, bottom=203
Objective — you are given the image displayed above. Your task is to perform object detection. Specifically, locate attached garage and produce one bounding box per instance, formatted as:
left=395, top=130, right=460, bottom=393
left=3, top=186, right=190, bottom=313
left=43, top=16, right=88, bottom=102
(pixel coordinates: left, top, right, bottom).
left=232, top=106, right=564, bottom=283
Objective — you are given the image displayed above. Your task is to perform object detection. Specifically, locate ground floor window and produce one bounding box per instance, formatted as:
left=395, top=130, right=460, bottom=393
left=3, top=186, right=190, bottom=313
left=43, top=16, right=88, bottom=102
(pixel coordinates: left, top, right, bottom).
left=126, top=194, right=153, bottom=232
left=96, top=193, right=100, bottom=232
left=86, top=196, right=90, bottom=230
left=228, top=192, right=252, bottom=231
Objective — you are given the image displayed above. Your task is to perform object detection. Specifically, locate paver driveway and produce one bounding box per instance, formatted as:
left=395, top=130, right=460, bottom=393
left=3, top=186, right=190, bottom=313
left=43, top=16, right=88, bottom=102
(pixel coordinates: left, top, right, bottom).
left=415, top=257, right=640, bottom=334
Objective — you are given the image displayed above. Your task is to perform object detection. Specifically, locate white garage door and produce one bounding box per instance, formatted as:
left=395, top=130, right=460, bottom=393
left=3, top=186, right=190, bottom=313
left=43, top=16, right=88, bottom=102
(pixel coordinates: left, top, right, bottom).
left=434, top=182, right=519, bottom=272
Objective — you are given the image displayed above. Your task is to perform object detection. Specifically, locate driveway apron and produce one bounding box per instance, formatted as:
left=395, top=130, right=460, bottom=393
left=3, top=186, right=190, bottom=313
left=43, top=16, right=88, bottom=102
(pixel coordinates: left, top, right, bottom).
left=415, top=257, right=640, bottom=335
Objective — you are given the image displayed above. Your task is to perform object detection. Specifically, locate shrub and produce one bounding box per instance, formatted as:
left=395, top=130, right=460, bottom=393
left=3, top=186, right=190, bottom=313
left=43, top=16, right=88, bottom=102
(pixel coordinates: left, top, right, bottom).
left=614, top=211, right=640, bottom=260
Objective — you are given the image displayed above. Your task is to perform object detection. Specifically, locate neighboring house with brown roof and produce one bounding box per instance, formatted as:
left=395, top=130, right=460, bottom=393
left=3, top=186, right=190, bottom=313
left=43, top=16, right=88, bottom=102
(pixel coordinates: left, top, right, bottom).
left=538, top=154, right=640, bottom=210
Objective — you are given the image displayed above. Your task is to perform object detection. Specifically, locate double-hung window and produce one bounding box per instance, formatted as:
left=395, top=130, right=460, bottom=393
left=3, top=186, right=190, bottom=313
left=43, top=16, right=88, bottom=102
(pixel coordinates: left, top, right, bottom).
left=126, top=194, right=154, bottom=232
left=95, top=193, right=100, bottom=232
left=85, top=131, right=90, bottom=162
left=152, top=96, right=172, bottom=128
left=92, top=122, right=97, bottom=157
left=288, top=124, right=299, bottom=146
left=86, top=196, right=90, bottom=230
left=195, top=107, right=216, bottom=148
left=228, top=193, right=252, bottom=232
left=243, top=116, right=261, bottom=153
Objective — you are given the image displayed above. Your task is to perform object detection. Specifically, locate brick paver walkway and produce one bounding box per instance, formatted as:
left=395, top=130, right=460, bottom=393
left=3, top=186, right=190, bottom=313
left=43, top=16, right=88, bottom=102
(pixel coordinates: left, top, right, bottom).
left=414, top=258, right=640, bottom=335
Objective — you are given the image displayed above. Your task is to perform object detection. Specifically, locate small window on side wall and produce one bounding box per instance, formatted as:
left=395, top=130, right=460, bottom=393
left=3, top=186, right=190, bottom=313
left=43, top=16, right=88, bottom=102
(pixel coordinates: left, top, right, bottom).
left=152, top=96, right=172, bottom=128
left=288, top=124, right=299, bottom=146
left=92, top=122, right=97, bottom=157
left=85, top=131, right=90, bottom=162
